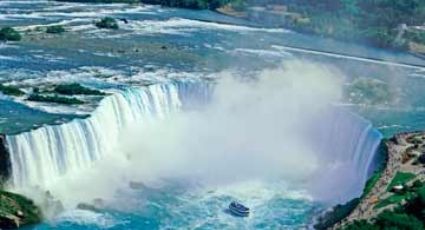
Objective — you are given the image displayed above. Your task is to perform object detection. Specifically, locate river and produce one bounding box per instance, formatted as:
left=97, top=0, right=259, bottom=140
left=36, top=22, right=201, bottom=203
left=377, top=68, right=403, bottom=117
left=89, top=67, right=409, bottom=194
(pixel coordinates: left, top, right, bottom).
left=0, top=1, right=424, bottom=229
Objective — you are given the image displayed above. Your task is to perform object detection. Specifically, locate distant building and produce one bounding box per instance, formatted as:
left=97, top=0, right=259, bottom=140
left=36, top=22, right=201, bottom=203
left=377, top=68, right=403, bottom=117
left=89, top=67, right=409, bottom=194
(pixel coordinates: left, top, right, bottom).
left=391, top=185, right=404, bottom=193
left=247, top=5, right=302, bottom=27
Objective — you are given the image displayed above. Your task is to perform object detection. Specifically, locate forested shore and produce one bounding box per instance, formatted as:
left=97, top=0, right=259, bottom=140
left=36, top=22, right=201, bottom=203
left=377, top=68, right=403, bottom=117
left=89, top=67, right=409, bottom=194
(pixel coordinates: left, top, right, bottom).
left=53, top=0, right=425, bottom=55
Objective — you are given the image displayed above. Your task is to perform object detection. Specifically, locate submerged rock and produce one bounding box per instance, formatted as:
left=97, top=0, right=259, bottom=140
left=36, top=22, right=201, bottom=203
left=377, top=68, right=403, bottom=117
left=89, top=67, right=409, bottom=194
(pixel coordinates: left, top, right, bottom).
left=41, top=191, right=64, bottom=218
left=77, top=198, right=105, bottom=212
left=95, top=17, right=119, bottom=30
left=76, top=203, right=100, bottom=212
left=129, top=181, right=147, bottom=190
left=0, top=214, right=20, bottom=229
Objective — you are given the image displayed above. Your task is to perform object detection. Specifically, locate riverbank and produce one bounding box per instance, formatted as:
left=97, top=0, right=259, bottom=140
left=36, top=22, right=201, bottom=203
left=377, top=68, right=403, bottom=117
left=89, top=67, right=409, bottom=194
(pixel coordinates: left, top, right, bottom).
left=0, top=190, right=42, bottom=229
left=331, top=132, right=425, bottom=229
left=312, top=141, right=387, bottom=230
left=49, top=1, right=425, bottom=57
left=216, top=1, right=425, bottom=57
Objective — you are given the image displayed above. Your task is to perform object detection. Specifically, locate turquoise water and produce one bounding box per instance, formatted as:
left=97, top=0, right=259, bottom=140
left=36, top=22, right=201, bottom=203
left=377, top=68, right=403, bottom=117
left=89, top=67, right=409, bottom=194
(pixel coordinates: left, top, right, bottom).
left=29, top=182, right=316, bottom=229
left=0, top=1, right=424, bottom=229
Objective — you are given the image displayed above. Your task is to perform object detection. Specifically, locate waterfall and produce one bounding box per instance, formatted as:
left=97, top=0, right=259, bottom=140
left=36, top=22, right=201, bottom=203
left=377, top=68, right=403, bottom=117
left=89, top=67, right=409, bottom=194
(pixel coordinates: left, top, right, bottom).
left=308, top=108, right=383, bottom=202
left=5, top=83, right=194, bottom=188
left=5, top=80, right=381, bottom=203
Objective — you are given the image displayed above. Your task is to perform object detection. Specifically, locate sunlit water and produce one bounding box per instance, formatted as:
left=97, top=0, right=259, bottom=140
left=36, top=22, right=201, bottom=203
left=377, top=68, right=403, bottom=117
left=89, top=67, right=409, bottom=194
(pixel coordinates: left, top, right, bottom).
left=0, top=1, right=424, bottom=229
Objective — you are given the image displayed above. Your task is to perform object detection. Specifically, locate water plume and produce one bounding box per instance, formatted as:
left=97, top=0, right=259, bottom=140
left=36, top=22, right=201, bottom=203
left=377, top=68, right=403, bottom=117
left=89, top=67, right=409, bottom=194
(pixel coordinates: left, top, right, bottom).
left=6, top=61, right=380, bottom=211
left=121, top=61, right=343, bottom=186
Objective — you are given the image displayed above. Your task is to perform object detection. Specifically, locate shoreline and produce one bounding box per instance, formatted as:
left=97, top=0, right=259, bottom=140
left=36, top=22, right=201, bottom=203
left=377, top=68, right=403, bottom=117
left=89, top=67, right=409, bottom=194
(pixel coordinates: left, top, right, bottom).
left=215, top=6, right=425, bottom=62
left=329, top=131, right=425, bottom=229
left=313, top=140, right=386, bottom=230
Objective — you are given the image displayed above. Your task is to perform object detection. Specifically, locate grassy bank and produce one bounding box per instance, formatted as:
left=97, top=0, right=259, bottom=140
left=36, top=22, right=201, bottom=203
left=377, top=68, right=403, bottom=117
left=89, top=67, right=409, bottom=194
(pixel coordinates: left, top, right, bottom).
left=343, top=182, right=425, bottom=230
left=0, top=85, right=25, bottom=97
left=341, top=132, right=425, bottom=230
left=0, top=190, right=42, bottom=229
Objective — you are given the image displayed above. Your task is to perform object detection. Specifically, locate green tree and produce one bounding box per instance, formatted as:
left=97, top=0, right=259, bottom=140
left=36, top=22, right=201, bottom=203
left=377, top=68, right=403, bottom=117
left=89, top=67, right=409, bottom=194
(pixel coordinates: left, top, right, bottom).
left=343, top=220, right=379, bottom=230
left=375, top=210, right=424, bottom=230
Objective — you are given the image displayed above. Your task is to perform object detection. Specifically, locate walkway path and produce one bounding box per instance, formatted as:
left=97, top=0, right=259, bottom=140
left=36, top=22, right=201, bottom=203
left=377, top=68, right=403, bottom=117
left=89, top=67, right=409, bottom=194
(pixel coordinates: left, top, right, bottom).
left=332, top=132, right=425, bottom=229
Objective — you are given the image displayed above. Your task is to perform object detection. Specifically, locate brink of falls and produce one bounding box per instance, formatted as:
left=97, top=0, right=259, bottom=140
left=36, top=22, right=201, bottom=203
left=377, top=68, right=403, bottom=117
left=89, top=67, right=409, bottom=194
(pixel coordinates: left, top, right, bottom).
left=4, top=81, right=381, bottom=203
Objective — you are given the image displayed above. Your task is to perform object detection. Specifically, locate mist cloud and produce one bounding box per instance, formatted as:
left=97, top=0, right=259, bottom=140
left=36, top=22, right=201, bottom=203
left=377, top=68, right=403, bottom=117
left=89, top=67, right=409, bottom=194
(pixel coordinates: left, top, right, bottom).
left=28, top=60, right=350, bottom=209
left=121, top=60, right=343, bottom=187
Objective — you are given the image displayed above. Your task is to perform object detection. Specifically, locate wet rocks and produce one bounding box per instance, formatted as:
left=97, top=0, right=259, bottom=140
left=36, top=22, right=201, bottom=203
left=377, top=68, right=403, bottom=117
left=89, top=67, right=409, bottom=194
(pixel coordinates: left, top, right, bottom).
left=129, top=181, right=149, bottom=190
left=0, top=135, right=11, bottom=183
left=77, top=198, right=105, bottom=212
left=0, top=191, right=42, bottom=229
left=95, top=17, right=119, bottom=30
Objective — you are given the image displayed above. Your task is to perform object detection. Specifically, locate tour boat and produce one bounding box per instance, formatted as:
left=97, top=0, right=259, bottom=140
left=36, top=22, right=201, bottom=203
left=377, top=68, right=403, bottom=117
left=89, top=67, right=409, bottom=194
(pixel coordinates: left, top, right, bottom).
left=229, top=201, right=250, bottom=217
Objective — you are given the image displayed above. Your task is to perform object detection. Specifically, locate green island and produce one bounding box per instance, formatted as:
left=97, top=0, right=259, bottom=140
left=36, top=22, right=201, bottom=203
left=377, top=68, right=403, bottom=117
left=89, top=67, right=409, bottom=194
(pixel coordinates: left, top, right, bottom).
left=0, top=27, right=22, bottom=42
left=46, top=25, right=66, bottom=34
left=0, top=85, right=25, bottom=97
left=27, top=94, right=84, bottom=105
left=1, top=83, right=106, bottom=105
left=346, top=78, right=395, bottom=105
left=95, top=17, right=120, bottom=29
left=53, top=83, right=106, bottom=96
left=27, top=84, right=106, bottom=105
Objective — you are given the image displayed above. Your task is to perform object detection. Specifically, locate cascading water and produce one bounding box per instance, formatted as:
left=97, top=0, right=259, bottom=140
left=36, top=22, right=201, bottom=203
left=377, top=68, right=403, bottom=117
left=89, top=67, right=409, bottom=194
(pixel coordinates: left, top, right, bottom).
left=308, top=108, right=382, bottom=202
left=5, top=82, right=199, bottom=188
left=5, top=80, right=380, bottom=205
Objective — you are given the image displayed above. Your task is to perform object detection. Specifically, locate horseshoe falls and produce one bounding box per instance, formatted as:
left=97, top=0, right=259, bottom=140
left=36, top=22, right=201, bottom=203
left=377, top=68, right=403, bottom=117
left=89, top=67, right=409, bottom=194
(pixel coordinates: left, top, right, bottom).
left=5, top=81, right=381, bottom=201
left=7, top=1, right=425, bottom=228
left=6, top=83, right=201, bottom=188
left=308, top=108, right=383, bottom=203
left=0, top=71, right=385, bottom=229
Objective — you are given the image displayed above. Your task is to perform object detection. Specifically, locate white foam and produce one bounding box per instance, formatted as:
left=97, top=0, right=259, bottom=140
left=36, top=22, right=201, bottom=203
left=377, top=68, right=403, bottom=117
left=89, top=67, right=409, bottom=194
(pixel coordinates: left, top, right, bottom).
left=0, top=43, right=19, bottom=49
left=121, top=18, right=290, bottom=36
left=0, top=55, right=20, bottom=61
left=0, top=0, right=46, bottom=6
left=378, top=124, right=407, bottom=130
left=53, top=209, right=122, bottom=228
left=231, top=48, right=293, bottom=58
